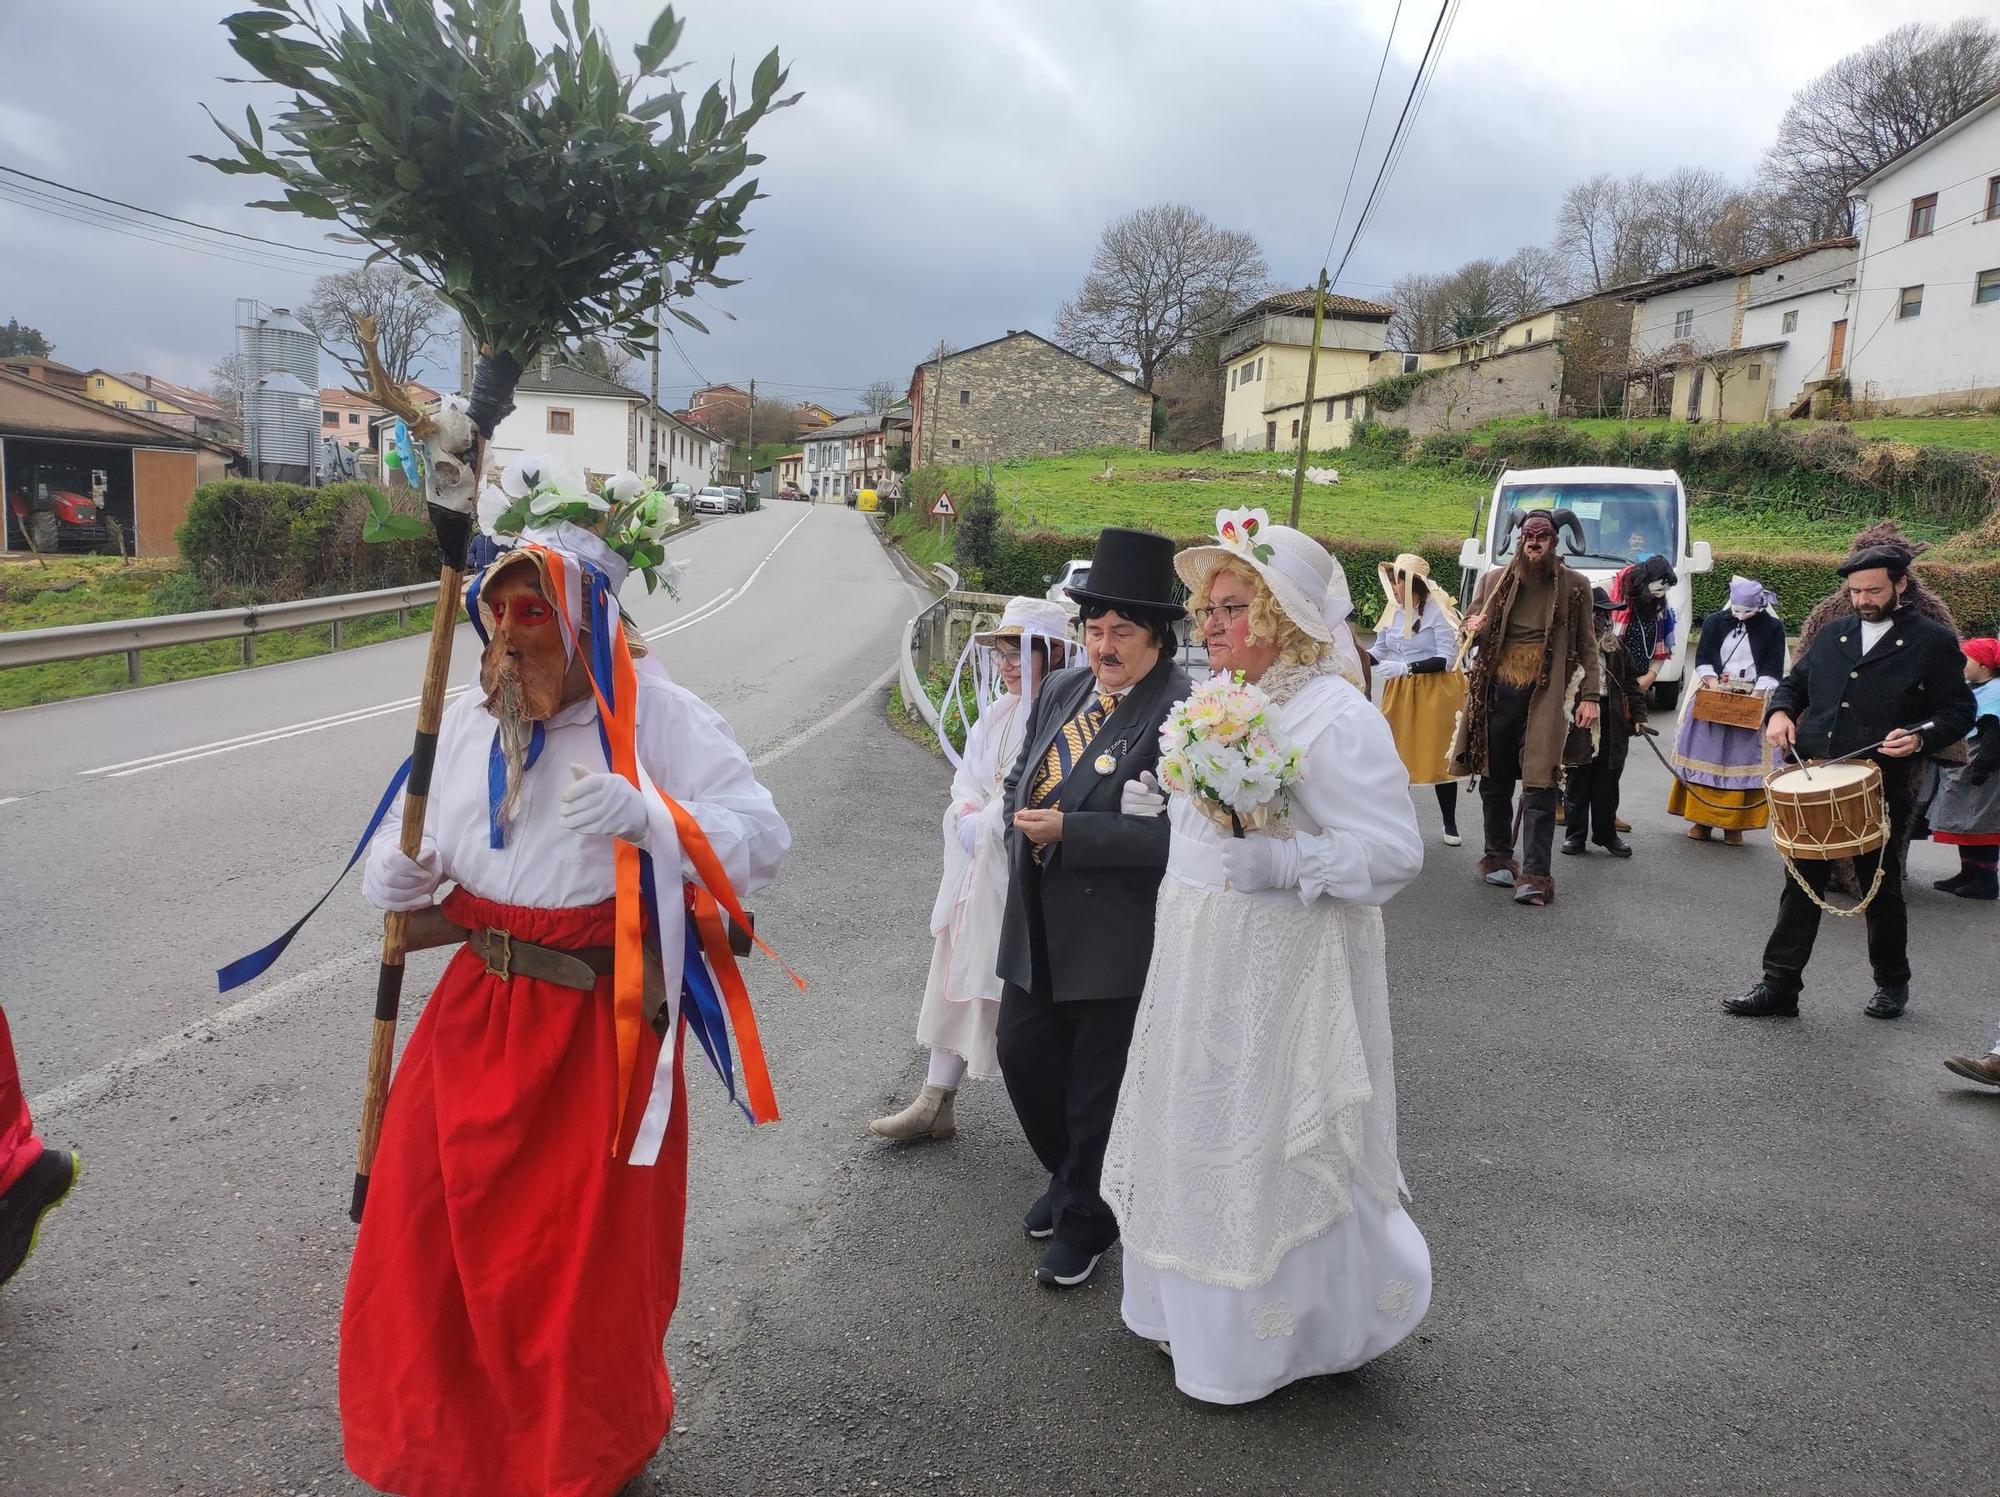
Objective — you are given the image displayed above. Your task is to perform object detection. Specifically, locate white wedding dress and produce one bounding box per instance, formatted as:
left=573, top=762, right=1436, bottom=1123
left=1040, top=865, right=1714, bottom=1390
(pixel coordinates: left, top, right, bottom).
left=914, top=690, right=1026, bottom=1077
left=1102, top=663, right=1432, bottom=1404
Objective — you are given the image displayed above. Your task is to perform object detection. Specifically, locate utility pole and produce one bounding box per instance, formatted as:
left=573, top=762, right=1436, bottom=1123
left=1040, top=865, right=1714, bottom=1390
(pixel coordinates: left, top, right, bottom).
left=746, top=377, right=756, bottom=489
left=648, top=258, right=663, bottom=483
left=1289, top=268, right=1329, bottom=529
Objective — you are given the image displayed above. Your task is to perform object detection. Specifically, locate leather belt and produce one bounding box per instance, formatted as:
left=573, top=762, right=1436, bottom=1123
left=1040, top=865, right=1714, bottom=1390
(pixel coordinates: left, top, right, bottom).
left=403, top=907, right=673, bottom=1027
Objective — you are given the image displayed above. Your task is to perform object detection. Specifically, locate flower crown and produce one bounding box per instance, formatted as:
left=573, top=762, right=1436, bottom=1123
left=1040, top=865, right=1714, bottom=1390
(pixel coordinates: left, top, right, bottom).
left=1215, top=506, right=1275, bottom=565
left=476, top=454, right=679, bottom=594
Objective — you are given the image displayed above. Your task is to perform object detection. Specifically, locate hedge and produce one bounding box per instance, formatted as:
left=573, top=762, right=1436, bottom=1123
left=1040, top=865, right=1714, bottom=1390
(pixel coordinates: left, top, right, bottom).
left=971, top=526, right=2000, bottom=636
left=177, top=478, right=438, bottom=604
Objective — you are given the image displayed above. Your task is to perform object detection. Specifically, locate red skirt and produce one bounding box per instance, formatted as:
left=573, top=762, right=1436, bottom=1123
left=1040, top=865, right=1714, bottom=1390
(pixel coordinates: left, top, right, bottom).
left=340, top=891, right=689, bottom=1497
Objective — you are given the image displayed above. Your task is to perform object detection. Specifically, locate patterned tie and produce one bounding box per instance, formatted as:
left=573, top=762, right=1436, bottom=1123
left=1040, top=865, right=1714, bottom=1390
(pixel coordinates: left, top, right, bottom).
left=1029, top=690, right=1118, bottom=811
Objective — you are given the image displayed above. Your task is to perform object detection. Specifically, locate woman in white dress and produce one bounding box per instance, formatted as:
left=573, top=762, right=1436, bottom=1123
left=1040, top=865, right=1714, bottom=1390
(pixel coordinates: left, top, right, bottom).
left=871, top=597, right=1073, bottom=1141
left=1102, top=515, right=1431, bottom=1406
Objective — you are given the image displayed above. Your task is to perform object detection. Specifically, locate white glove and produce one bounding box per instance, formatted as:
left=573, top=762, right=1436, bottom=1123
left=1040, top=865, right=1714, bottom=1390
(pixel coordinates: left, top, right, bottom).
left=560, top=763, right=651, bottom=844
left=1754, top=676, right=1779, bottom=694
left=1120, top=770, right=1166, bottom=818
left=1375, top=660, right=1410, bottom=681
left=1693, top=666, right=1718, bottom=685
left=1221, top=835, right=1300, bottom=894
left=363, top=842, right=441, bottom=912
left=955, top=807, right=980, bottom=855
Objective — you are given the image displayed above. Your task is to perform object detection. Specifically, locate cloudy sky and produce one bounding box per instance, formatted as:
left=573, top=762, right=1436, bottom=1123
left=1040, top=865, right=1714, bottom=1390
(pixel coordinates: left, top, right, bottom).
left=1, top=0, right=1990, bottom=408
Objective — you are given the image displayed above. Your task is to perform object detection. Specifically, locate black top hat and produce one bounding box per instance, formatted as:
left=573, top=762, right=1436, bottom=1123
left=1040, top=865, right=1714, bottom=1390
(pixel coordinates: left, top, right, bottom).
left=1066, top=527, right=1186, bottom=620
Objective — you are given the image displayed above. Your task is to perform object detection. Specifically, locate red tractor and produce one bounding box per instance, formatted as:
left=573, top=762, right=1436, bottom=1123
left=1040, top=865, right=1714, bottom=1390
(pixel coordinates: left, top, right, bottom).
left=6, top=464, right=111, bottom=553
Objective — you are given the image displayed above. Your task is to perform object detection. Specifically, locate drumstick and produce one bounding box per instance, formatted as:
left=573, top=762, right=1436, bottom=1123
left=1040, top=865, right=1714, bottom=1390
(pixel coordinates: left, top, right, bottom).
left=1814, top=721, right=1936, bottom=771
left=1787, top=745, right=1813, bottom=781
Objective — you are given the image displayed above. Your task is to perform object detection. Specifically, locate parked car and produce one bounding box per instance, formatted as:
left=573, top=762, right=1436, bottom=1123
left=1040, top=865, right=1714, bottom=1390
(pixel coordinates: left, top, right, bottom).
left=1045, top=559, right=1091, bottom=604
left=721, top=485, right=747, bottom=514
left=779, top=484, right=805, bottom=502
left=692, top=487, right=729, bottom=515
left=1457, top=465, right=1713, bottom=709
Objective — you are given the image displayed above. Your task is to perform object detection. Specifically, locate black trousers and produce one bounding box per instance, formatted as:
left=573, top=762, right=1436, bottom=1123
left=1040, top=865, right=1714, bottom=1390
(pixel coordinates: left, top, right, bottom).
left=1563, top=725, right=1629, bottom=844
left=997, top=981, right=1141, bottom=1255
left=1761, top=775, right=1913, bottom=996
left=1480, top=678, right=1558, bottom=875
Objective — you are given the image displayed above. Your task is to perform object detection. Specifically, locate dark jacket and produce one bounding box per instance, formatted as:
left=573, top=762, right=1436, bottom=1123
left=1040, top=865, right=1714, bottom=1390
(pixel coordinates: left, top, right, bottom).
left=1695, top=609, right=1786, bottom=683
left=1765, top=603, right=1973, bottom=763
left=995, top=653, right=1192, bottom=1003
left=1598, top=624, right=1649, bottom=738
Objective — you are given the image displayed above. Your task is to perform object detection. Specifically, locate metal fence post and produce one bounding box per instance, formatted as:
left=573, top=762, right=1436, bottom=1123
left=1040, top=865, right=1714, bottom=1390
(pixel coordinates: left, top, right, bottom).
left=242, top=634, right=256, bottom=665
left=125, top=650, right=139, bottom=684
left=331, top=619, right=345, bottom=651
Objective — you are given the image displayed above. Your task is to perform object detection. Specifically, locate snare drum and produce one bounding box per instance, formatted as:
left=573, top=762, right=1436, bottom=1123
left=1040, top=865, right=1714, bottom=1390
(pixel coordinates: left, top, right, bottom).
left=1766, top=762, right=1887, bottom=861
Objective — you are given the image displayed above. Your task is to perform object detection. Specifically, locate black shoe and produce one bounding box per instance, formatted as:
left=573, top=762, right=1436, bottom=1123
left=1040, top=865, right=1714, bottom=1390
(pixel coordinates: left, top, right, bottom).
left=1723, top=982, right=1799, bottom=1018
left=1864, top=984, right=1910, bottom=1020
left=1950, top=871, right=1999, bottom=901
left=1034, top=1240, right=1104, bottom=1288
left=0, top=1146, right=80, bottom=1288
left=1595, top=837, right=1633, bottom=858
left=1560, top=837, right=1587, bottom=856
left=1934, top=870, right=1974, bottom=894
left=1022, top=1192, right=1054, bottom=1241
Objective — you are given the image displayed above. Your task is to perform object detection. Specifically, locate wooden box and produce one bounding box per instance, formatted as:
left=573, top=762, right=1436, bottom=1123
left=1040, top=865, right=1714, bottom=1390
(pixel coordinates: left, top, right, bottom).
left=1691, top=684, right=1765, bottom=731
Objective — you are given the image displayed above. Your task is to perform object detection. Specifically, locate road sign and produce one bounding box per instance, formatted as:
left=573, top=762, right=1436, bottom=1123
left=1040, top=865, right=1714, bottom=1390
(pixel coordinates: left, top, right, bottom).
left=930, top=492, right=955, bottom=518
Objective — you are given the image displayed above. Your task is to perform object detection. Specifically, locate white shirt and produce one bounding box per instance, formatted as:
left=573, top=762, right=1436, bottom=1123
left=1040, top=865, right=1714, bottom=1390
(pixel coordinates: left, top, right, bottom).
left=1861, top=618, right=1893, bottom=655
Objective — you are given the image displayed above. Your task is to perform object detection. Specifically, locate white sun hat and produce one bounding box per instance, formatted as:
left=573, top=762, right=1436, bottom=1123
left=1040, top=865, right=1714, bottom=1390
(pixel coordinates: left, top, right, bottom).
left=1175, top=507, right=1366, bottom=689
left=971, top=595, right=1074, bottom=649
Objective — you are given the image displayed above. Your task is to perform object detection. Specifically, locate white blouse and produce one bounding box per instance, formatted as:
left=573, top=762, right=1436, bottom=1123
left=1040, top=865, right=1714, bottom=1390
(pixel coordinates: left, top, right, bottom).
left=1370, top=598, right=1457, bottom=669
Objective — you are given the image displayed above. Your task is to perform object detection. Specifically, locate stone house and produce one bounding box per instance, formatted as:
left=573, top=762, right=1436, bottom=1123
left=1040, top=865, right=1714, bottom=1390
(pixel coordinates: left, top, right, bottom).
left=1217, top=290, right=1397, bottom=451
left=906, top=331, right=1152, bottom=466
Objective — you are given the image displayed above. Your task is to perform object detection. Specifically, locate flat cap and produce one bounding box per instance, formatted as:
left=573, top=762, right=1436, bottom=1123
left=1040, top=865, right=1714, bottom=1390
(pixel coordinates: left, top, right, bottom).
left=1837, top=544, right=1910, bottom=578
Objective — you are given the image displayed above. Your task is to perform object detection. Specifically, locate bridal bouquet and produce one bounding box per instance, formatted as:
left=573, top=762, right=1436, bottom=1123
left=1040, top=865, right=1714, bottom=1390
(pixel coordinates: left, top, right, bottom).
left=1157, top=673, right=1305, bottom=834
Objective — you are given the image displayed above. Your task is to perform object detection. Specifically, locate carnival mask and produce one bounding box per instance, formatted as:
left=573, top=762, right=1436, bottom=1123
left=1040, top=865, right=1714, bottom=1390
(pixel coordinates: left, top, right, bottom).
left=480, top=562, right=573, bottom=723
left=1730, top=604, right=1758, bottom=621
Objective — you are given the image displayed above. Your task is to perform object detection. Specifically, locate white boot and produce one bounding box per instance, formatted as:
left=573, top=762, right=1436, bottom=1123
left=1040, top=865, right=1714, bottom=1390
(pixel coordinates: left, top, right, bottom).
left=868, top=1084, right=957, bottom=1141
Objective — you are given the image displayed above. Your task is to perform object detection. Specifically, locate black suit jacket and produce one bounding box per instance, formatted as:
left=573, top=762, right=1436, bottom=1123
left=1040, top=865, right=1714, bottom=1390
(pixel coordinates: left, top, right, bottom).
left=1766, top=604, right=1973, bottom=764
left=995, top=653, right=1192, bottom=1003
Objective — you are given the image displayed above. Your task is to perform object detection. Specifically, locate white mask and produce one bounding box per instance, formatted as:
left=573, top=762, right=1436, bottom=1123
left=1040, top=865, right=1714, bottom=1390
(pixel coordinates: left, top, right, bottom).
left=1730, top=604, right=1757, bottom=620
left=1647, top=580, right=1671, bottom=598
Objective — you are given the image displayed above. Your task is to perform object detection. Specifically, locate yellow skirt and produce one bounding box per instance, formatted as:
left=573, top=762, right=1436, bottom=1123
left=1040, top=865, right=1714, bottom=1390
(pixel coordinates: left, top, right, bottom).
left=1381, top=670, right=1464, bottom=786
left=1667, top=779, right=1769, bottom=832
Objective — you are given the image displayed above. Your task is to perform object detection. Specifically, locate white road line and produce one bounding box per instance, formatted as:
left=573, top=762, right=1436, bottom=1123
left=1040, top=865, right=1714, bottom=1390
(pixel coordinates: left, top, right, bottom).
left=29, top=947, right=379, bottom=1118
left=648, top=506, right=815, bottom=639
left=642, top=585, right=736, bottom=640
left=0, top=796, right=20, bottom=808
left=752, top=666, right=898, bottom=769
left=81, top=687, right=473, bottom=779
left=82, top=692, right=429, bottom=774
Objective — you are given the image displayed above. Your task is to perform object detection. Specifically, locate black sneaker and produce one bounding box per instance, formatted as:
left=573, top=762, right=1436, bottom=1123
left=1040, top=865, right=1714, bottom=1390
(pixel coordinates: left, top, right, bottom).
left=1723, top=982, right=1799, bottom=1018
left=0, top=1146, right=80, bottom=1288
left=1864, top=984, right=1910, bottom=1020
left=1022, top=1192, right=1054, bottom=1241
left=1034, top=1240, right=1103, bottom=1288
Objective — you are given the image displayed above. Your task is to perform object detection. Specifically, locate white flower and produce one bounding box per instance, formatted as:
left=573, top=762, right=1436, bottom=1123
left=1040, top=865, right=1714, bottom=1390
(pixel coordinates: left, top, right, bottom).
left=476, top=484, right=512, bottom=538
left=603, top=470, right=648, bottom=505
left=528, top=489, right=567, bottom=517
left=500, top=454, right=546, bottom=500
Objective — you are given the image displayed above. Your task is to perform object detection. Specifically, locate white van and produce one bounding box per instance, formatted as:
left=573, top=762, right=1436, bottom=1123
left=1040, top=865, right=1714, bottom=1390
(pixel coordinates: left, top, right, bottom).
left=1457, top=466, right=1713, bottom=708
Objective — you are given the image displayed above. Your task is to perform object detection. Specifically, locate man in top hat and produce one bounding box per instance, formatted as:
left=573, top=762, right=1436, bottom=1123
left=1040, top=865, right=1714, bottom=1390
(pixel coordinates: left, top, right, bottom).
left=1727, top=544, right=1973, bottom=1021
left=1447, top=508, right=1601, bottom=907
left=995, top=527, right=1193, bottom=1288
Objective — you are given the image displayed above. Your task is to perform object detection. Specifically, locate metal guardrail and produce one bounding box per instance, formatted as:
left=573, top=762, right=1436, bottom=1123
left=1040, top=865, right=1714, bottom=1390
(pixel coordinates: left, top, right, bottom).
left=0, top=580, right=442, bottom=683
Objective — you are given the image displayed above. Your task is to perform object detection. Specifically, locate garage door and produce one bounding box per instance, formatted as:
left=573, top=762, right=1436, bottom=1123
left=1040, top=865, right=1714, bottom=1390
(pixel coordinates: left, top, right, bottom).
left=133, top=448, right=199, bottom=557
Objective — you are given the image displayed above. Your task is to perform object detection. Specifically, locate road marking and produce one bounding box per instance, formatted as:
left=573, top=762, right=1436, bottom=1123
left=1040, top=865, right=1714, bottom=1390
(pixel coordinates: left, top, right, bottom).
left=0, top=796, right=19, bottom=808
left=752, top=665, right=898, bottom=769
left=647, top=506, right=815, bottom=640
left=30, top=947, right=380, bottom=1118
left=642, top=586, right=736, bottom=640
left=78, top=687, right=472, bottom=778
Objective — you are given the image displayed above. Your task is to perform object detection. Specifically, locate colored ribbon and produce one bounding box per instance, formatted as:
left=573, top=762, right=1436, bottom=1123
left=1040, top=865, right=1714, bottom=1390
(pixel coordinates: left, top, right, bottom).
left=216, top=756, right=412, bottom=992
left=487, top=721, right=545, bottom=848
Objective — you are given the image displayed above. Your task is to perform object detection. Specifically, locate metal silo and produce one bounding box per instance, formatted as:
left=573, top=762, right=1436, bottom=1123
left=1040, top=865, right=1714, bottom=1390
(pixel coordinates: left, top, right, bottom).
left=256, top=307, right=320, bottom=387
left=250, top=371, right=316, bottom=484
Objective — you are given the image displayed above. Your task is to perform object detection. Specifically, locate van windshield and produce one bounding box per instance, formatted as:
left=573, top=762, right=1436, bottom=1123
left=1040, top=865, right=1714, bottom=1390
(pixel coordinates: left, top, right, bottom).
left=1495, top=482, right=1679, bottom=567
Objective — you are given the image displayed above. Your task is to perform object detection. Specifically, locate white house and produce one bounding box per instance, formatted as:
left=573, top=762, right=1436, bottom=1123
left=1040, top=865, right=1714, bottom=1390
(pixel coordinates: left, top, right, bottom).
left=802, top=414, right=864, bottom=501
left=1625, top=240, right=1858, bottom=367
left=1845, top=86, right=2000, bottom=412
left=485, top=359, right=719, bottom=490
left=1738, top=278, right=1855, bottom=418
left=655, top=408, right=719, bottom=491
left=1218, top=290, right=1396, bottom=451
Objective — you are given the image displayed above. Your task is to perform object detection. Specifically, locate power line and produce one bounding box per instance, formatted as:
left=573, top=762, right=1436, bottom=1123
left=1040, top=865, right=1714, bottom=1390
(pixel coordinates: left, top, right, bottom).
left=0, top=184, right=332, bottom=279
left=1321, top=0, right=1407, bottom=271
left=0, top=178, right=355, bottom=277
left=0, top=162, right=363, bottom=262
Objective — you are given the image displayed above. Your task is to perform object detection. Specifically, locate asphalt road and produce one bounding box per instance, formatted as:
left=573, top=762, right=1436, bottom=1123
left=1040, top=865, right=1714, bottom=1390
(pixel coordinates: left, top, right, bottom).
left=3, top=507, right=1998, bottom=1495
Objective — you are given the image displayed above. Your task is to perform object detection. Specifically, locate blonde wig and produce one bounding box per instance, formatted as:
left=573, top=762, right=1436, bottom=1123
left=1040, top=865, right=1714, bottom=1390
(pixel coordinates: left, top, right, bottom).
left=1191, top=558, right=1332, bottom=668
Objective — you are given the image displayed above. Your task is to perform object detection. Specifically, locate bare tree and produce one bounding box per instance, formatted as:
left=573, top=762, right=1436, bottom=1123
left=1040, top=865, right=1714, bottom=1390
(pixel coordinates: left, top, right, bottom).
left=299, top=264, right=451, bottom=386
left=564, top=336, right=641, bottom=389
left=1556, top=173, right=1666, bottom=291
left=1052, top=203, right=1270, bottom=389
left=1387, top=271, right=1454, bottom=352
left=1650, top=165, right=1736, bottom=270
left=1763, top=19, right=2000, bottom=240
left=1497, top=245, right=1571, bottom=319
left=860, top=379, right=899, bottom=415
left=207, top=353, right=253, bottom=425
left=1443, top=259, right=1508, bottom=341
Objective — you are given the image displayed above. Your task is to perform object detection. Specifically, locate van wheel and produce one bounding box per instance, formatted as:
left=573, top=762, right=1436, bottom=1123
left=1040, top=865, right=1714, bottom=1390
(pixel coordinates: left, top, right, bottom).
left=1649, top=680, right=1680, bottom=712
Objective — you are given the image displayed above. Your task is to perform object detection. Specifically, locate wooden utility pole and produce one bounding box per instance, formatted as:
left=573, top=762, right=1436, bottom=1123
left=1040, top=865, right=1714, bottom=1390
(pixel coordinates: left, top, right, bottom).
left=649, top=258, right=663, bottom=482
left=1289, top=268, right=1329, bottom=529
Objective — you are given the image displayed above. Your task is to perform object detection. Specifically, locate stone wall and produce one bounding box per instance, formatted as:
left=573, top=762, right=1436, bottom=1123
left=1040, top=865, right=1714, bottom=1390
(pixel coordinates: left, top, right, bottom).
left=1375, top=340, right=1567, bottom=438
left=915, top=334, right=1152, bottom=465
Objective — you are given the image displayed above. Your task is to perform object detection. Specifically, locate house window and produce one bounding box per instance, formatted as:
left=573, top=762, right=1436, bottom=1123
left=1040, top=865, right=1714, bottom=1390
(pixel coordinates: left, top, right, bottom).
left=958, top=388, right=970, bottom=406
left=1781, top=309, right=1798, bottom=334
left=1748, top=364, right=1762, bottom=382
left=348, top=411, right=361, bottom=425
left=949, top=438, right=961, bottom=450
left=1988, top=176, right=2000, bottom=221
left=144, top=398, right=157, bottom=411
left=1976, top=268, right=2000, bottom=306
left=94, top=376, right=105, bottom=387
left=1898, top=285, right=1923, bottom=320
left=1401, top=354, right=1418, bottom=374
left=113, top=399, right=127, bottom=408
left=1265, top=421, right=1277, bottom=451
left=547, top=407, right=574, bottom=434
left=1344, top=396, right=1355, bottom=419
left=1290, top=419, right=1300, bottom=439
left=1673, top=310, right=1694, bottom=341
left=1324, top=400, right=1335, bottom=422
left=323, top=408, right=339, bottom=424
left=1256, top=357, right=1264, bottom=381
left=1523, top=328, right=1534, bottom=343
left=1908, top=192, right=1937, bottom=239
left=1229, top=367, right=1238, bottom=391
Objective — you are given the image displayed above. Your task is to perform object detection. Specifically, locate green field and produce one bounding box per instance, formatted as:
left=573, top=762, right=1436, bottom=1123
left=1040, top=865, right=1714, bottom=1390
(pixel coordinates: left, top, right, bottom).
left=0, top=555, right=432, bottom=711
left=1497, top=414, right=2000, bottom=454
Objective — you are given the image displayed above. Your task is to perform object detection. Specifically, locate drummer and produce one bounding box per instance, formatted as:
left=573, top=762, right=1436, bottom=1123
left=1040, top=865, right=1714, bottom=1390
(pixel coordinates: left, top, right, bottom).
left=1670, top=576, right=1787, bottom=845
left=1725, top=546, right=1974, bottom=1023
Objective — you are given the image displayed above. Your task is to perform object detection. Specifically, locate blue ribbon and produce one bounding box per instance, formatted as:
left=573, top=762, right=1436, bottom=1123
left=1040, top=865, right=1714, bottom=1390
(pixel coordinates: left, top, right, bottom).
left=486, top=721, right=545, bottom=848
left=216, top=757, right=412, bottom=993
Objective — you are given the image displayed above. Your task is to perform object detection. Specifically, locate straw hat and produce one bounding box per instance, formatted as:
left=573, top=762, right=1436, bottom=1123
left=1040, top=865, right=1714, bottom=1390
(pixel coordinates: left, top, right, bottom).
left=1175, top=507, right=1343, bottom=644
left=1374, top=552, right=1460, bottom=637
left=972, top=595, right=1074, bottom=649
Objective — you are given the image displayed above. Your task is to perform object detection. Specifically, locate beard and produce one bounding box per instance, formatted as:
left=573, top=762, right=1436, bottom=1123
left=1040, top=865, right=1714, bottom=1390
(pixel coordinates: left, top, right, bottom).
left=1517, top=545, right=1558, bottom=583
left=487, top=671, right=536, bottom=834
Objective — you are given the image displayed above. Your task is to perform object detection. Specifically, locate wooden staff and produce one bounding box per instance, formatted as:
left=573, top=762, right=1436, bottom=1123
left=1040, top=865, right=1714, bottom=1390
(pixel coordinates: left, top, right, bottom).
left=350, top=450, right=477, bottom=1223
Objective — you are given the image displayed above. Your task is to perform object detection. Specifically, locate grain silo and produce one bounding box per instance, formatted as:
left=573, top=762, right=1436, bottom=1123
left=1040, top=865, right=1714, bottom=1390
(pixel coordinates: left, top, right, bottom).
left=237, top=300, right=323, bottom=483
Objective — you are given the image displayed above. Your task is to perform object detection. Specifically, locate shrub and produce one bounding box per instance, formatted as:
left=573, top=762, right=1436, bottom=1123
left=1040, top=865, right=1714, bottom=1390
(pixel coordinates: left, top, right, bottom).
left=952, top=478, right=1003, bottom=585
left=177, top=478, right=437, bottom=604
